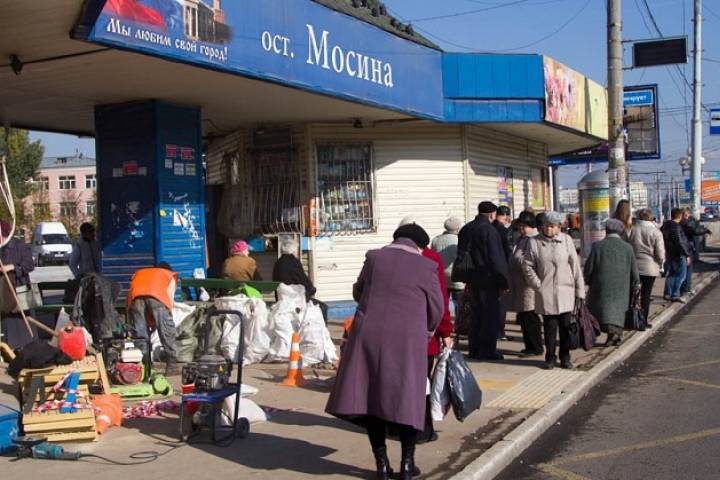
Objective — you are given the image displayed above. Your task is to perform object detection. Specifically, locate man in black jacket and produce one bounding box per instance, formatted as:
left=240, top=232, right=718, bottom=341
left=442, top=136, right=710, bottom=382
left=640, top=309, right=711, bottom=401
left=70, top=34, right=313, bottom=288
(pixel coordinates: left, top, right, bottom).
left=493, top=205, right=512, bottom=340
left=457, top=201, right=510, bottom=360
left=662, top=208, right=692, bottom=303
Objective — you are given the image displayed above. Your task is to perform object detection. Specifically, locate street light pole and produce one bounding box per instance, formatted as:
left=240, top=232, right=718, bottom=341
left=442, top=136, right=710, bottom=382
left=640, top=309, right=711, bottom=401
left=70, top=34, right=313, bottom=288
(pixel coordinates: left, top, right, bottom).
left=691, top=0, right=703, bottom=216
left=608, top=0, right=627, bottom=212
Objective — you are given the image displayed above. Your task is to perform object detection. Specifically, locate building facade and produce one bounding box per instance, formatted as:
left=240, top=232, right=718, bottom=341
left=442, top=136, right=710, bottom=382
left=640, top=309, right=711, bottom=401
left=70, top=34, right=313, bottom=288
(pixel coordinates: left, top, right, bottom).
left=26, top=154, right=97, bottom=232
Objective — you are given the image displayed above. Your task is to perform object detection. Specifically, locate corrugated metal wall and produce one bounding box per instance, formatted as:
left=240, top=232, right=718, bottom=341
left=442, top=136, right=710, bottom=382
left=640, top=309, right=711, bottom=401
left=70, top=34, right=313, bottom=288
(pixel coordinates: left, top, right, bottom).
left=465, top=125, right=548, bottom=217
left=310, top=122, right=466, bottom=301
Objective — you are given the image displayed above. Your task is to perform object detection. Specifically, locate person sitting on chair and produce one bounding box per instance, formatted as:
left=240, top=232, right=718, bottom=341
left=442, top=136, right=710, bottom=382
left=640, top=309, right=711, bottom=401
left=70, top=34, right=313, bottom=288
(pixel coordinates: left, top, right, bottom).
left=126, top=262, right=179, bottom=375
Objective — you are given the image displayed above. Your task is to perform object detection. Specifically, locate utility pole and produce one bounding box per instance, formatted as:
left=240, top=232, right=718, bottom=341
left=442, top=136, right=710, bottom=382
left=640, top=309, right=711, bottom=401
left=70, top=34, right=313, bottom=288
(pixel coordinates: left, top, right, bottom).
left=608, top=0, right=627, bottom=213
left=691, top=0, right=703, bottom=216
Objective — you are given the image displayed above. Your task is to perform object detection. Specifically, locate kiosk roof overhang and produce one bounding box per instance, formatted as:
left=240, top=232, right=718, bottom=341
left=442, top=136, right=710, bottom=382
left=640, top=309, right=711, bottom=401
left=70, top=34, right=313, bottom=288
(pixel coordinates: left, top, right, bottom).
left=1, top=0, right=606, bottom=156
left=0, top=0, right=414, bottom=138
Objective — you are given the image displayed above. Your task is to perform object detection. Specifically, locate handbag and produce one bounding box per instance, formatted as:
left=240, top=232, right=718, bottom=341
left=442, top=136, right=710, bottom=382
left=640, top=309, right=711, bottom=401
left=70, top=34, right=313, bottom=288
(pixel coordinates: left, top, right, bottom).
left=451, top=239, right=475, bottom=284
left=624, top=289, right=647, bottom=331
left=574, top=299, right=601, bottom=351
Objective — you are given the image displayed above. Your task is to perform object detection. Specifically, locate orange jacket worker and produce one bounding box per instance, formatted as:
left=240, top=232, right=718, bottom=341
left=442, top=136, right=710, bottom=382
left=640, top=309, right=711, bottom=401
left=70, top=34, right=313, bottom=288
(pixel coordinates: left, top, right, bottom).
left=127, top=262, right=179, bottom=375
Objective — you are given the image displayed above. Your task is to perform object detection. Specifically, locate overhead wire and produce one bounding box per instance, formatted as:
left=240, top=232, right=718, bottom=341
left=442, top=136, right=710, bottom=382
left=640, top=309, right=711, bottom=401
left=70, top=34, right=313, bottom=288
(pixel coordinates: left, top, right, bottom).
left=390, top=0, right=593, bottom=53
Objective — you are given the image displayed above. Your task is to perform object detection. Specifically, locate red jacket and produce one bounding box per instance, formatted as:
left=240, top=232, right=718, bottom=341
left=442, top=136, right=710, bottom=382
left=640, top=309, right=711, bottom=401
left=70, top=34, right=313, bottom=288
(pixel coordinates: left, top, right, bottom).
left=423, top=248, right=453, bottom=356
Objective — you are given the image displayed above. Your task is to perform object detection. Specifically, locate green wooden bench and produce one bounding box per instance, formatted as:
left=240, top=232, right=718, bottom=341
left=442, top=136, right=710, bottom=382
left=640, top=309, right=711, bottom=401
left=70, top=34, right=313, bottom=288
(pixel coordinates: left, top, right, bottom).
left=180, top=278, right=281, bottom=300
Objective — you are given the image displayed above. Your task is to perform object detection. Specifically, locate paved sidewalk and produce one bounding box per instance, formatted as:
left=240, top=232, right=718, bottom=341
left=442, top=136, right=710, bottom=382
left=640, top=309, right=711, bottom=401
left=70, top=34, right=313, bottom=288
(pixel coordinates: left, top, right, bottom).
left=1, top=254, right=717, bottom=479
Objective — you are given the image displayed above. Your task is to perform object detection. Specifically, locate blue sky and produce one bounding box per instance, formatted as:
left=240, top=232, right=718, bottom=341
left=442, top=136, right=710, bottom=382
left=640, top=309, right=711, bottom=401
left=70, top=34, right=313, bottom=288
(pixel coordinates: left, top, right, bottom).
left=31, top=0, right=720, bottom=189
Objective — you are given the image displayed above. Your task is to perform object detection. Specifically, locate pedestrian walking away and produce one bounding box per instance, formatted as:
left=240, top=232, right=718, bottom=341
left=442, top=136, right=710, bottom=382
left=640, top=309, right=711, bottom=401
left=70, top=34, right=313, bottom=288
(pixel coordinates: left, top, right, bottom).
left=457, top=201, right=510, bottom=361
left=508, top=211, right=543, bottom=356
left=627, top=208, right=665, bottom=326
left=400, top=216, right=454, bottom=444
left=585, top=219, right=640, bottom=346
left=662, top=209, right=692, bottom=303
left=326, top=223, right=444, bottom=480
left=126, top=262, right=180, bottom=375
left=522, top=211, right=585, bottom=370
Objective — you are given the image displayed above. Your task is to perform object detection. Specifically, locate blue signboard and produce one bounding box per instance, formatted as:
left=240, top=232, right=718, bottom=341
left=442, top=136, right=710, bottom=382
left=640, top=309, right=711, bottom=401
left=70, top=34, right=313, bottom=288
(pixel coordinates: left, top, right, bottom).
left=623, top=89, right=654, bottom=107
left=78, top=0, right=443, bottom=119
left=711, top=109, right=720, bottom=135
left=550, top=84, right=660, bottom=166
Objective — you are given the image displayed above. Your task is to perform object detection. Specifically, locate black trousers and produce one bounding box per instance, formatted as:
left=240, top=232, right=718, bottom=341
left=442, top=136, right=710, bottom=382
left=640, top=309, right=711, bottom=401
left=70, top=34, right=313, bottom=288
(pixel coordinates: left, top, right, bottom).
left=543, top=313, right=572, bottom=363
left=518, top=311, right=543, bottom=353
left=366, top=416, right=417, bottom=450
left=469, top=287, right=502, bottom=358
left=639, top=276, right=656, bottom=322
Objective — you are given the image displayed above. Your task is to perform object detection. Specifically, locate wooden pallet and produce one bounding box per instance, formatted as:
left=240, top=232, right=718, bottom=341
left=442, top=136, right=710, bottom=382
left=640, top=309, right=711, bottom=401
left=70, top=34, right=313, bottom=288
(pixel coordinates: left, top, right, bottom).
left=22, top=408, right=97, bottom=442
left=18, top=355, right=106, bottom=404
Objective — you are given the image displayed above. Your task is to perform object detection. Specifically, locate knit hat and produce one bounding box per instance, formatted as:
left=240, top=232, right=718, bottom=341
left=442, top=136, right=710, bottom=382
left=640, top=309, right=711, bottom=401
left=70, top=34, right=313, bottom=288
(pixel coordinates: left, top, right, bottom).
left=517, top=211, right=536, bottom=228
left=231, top=240, right=249, bottom=254
left=443, top=216, right=463, bottom=234
left=478, top=201, right=498, bottom=214
left=393, top=223, right=430, bottom=248
left=398, top=215, right=416, bottom=227
left=606, top=218, right=626, bottom=234
left=543, top=211, right=565, bottom=226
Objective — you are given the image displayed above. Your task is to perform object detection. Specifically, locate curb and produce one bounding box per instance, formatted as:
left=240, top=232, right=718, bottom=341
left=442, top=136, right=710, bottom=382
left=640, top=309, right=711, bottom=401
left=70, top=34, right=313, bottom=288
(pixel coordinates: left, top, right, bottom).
left=452, top=270, right=720, bottom=480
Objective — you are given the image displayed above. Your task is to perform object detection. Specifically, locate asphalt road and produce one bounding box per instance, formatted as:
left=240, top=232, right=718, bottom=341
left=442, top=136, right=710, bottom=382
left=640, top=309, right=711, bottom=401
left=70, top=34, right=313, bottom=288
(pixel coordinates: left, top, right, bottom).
left=29, top=265, right=73, bottom=283
left=497, top=276, right=720, bottom=480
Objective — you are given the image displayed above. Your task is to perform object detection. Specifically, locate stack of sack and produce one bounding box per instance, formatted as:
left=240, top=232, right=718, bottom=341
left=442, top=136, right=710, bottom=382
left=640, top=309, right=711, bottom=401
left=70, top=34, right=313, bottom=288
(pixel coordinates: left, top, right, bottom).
left=158, top=284, right=337, bottom=366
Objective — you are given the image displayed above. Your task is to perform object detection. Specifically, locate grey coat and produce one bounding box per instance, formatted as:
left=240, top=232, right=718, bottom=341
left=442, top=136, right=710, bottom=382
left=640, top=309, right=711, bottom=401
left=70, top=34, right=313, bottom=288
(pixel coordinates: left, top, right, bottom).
left=68, top=239, right=101, bottom=279
left=522, top=232, right=585, bottom=316
left=584, top=234, right=641, bottom=329
left=431, top=231, right=464, bottom=291
left=326, top=238, right=444, bottom=430
left=509, top=231, right=537, bottom=313
left=627, top=220, right=665, bottom=277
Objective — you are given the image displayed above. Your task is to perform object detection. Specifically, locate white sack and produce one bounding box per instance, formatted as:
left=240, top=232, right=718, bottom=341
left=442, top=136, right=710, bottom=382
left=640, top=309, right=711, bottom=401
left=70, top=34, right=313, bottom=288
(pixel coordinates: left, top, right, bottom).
left=215, top=295, right=271, bottom=365
left=265, top=284, right=306, bottom=362
left=219, top=395, right=267, bottom=426
left=299, top=302, right=338, bottom=366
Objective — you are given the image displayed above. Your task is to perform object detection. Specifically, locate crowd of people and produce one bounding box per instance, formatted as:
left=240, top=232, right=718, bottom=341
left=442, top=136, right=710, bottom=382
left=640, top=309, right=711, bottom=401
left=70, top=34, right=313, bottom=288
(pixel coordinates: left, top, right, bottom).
left=327, top=200, right=712, bottom=478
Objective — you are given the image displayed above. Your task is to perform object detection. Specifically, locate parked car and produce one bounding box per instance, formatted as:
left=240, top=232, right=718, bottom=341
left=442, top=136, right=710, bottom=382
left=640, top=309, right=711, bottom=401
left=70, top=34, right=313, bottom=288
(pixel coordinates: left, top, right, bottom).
left=31, top=222, right=72, bottom=266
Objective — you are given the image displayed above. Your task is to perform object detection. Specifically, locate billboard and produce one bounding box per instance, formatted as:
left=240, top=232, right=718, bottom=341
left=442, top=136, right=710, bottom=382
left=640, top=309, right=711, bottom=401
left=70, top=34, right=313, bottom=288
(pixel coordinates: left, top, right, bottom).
left=702, top=171, right=720, bottom=204
left=549, top=84, right=660, bottom=166
left=77, top=0, right=444, bottom=119
left=544, top=57, right=587, bottom=131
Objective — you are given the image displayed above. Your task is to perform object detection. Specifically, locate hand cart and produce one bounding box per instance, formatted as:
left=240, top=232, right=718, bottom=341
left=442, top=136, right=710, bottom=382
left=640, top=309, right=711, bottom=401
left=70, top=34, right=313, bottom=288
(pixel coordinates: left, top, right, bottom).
left=178, top=308, right=249, bottom=444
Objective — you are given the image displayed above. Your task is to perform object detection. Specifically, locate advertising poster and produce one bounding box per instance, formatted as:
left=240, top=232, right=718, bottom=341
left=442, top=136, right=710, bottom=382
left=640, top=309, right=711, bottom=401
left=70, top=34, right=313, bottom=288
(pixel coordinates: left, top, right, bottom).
left=702, top=171, right=720, bottom=204
left=585, top=79, right=608, bottom=138
left=544, top=57, right=587, bottom=132
left=581, top=188, right=609, bottom=257
left=497, top=166, right=514, bottom=215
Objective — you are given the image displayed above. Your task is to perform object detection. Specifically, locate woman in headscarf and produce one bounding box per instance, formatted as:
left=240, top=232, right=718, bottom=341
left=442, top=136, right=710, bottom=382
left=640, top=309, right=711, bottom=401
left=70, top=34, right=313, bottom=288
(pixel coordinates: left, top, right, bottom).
left=0, top=221, right=36, bottom=348
left=522, top=211, right=585, bottom=370
left=326, top=223, right=444, bottom=480
left=584, top=219, right=640, bottom=346
left=221, top=240, right=262, bottom=282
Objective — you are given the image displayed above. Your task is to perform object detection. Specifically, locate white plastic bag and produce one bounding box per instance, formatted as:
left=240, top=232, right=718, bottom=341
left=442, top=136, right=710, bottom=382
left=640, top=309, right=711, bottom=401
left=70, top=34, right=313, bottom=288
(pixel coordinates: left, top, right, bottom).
left=214, top=295, right=271, bottom=365
left=265, top=303, right=297, bottom=363
left=299, top=302, right=338, bottom=366
left=430, top=348, right=452, bottom=422
left=50, top=307, right=92, bottom=348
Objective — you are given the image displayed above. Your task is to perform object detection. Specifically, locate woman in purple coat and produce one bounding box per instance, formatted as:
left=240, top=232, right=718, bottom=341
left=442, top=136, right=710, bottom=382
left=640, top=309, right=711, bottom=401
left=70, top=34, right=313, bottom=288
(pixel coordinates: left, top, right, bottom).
left=326, top=224, right=444, bottom=480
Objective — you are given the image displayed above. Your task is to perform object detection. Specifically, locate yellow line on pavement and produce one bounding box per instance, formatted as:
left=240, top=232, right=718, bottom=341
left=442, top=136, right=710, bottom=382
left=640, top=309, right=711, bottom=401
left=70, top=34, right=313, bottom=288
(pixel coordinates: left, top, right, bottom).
left=663, top=377, right=720, bottom=390
left=550, top=427, right=720, bottom=466
left=476, top=379, right=517, bottom=390
left=536, top=463, right=593, bottom=480
left=642, top=359, right=720, bottom=376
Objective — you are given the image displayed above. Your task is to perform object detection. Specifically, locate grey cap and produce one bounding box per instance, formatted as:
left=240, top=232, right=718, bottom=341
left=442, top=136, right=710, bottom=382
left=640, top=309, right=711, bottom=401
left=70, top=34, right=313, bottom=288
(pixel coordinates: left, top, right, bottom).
left=606, top=218, right=626, bottom=234
left=543, top=211, right=565, bottom=226
left=443, top=216, right=463, bottom=233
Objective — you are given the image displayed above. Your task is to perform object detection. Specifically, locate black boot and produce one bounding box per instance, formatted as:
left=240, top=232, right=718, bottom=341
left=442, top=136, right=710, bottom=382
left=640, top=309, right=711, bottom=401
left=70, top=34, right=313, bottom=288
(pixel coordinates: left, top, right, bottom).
left=399, top=443, right=420, bottom=479
left=372, top=446, right=393, bottom=480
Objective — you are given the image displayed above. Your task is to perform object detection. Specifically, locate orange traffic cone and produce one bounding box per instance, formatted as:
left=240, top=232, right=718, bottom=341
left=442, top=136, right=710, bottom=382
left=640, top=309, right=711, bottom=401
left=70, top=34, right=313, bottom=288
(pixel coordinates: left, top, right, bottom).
left=280, top=331, right=306, bottom=387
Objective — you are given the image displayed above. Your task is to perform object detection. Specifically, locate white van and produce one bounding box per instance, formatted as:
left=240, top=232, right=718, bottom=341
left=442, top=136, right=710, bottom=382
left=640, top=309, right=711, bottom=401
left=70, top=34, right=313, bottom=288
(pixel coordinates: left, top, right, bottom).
left=31, top=222, right=72, bottom=266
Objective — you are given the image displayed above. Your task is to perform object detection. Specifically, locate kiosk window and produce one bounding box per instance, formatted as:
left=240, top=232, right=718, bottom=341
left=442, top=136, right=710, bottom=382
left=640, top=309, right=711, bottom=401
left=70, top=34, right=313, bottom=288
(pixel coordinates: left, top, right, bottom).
left=316, top=144, right=376, bottom=234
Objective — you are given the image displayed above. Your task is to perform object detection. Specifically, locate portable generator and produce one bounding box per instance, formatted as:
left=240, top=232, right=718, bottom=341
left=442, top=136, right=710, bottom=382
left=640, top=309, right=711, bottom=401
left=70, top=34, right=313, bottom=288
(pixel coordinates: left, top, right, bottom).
left=103, top=338, right=150, bottom=386
left=182, top=355, right=232, bottom=392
